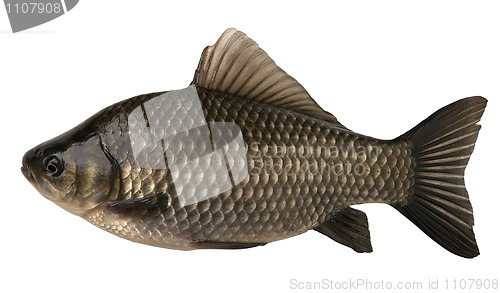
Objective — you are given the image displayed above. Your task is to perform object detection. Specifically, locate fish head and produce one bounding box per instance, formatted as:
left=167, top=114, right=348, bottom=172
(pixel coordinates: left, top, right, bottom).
left=22, top=131, right=120, bottom=216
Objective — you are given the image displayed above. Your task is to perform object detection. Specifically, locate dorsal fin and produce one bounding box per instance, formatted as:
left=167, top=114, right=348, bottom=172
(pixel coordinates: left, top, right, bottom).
left=192, top=28, right=341, bottom=124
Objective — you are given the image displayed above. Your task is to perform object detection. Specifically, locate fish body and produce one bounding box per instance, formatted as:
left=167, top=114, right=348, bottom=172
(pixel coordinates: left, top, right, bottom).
left=22, top=29, right=486, bottom=257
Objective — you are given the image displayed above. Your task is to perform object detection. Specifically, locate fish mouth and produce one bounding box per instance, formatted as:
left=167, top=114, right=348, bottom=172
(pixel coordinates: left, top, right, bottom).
left=21, top=148, right=37, bottom=185
left=21, top=164, right=35, bottom=185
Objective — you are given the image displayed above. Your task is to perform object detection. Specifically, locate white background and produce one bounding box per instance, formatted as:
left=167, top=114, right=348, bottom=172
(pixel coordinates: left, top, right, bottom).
left=1, top=1, right=498, bottom=292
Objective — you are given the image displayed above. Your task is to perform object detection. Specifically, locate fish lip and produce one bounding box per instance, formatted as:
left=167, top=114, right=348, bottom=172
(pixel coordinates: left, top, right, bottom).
left=21, top=164, right=35, bottom=185
left=22, top=147, right=38, bottom=185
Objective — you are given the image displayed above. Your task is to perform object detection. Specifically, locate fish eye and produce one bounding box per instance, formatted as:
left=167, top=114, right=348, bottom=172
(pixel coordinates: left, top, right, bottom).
left=43, top=155, right=64, bottom=177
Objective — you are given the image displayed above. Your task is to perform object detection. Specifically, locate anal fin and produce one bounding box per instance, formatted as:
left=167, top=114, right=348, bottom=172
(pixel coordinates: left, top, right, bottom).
left=314, top=207, right=373, bottom=253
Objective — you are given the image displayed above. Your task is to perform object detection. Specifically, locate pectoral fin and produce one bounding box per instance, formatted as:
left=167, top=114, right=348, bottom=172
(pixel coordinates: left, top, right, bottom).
left=314, top=207, right=373, bottom=253
left=107, top=191, right=169, bottom=218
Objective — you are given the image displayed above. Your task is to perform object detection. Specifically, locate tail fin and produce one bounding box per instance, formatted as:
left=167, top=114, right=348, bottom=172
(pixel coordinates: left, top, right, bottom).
left=392, top=96, right=487, bottom=258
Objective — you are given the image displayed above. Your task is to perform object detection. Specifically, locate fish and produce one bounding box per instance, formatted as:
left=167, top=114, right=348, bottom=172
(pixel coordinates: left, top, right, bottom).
left=21, top=28, right=487, bottom=258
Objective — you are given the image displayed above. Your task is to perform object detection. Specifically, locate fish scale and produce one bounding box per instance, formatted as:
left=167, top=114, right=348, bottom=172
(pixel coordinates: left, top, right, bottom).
left=83, top=86, right=414, bottom=248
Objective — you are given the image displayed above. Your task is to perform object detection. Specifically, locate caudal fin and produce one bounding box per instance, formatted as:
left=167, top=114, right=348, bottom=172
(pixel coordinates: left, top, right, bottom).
left=392, top=97, right=487, bottom=258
